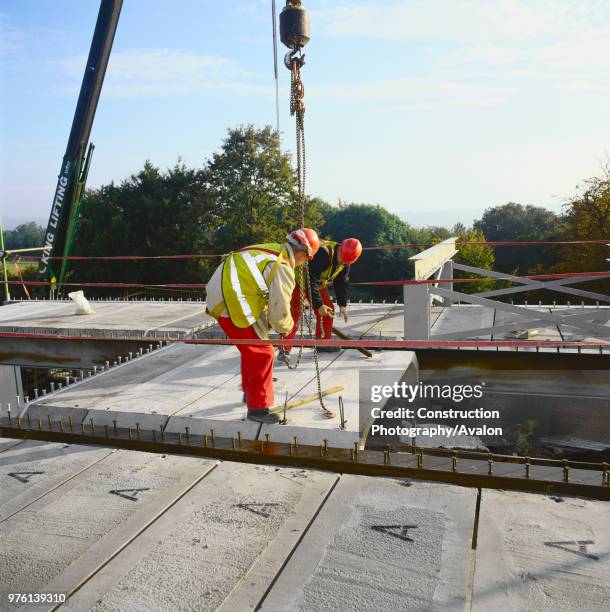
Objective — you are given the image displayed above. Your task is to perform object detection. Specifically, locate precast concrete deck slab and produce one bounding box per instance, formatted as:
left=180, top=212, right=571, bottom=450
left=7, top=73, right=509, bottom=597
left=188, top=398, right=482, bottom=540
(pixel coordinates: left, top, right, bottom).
left=260, top=475, right=477, bottom=612
left=0, top=300, right=214, bottom=338
left=62, top=462, right=337, bottom=612
left=0, top=300, right=214, bottom=367
left=0, top=448, right=216, bottom=600
left=431, top=304, right=495, bottom=339
left=21, top=343, right=418, bottom=449
left=426, top=304, right=610, bottom=354
left=472, top=489, right=610, bottom=612
left=0, top=436, right=608, bottom=611
left=0, top=438, right=115, bottom=522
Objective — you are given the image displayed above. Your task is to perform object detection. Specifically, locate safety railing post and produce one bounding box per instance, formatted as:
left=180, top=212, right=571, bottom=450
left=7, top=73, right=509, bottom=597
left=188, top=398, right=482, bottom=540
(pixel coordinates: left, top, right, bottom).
left=404, top=282, right=430, bottom=340
left=439, top=260, right=454, bottom=306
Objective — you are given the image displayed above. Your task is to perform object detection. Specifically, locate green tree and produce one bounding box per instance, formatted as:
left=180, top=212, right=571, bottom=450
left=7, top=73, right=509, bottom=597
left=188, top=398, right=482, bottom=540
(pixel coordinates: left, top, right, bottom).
left=474, top=203, right=559, bottom=273
left=72, top=161, right=217, bottom=288
left=4, top=222, right=44, bottom=249
left=552, top=168, right=610, bottom=285
left=202, top=125, right=322, bottom=252
left=320, top=203, right=419, bottom=300
left=454, top=228, right=495, bottom=292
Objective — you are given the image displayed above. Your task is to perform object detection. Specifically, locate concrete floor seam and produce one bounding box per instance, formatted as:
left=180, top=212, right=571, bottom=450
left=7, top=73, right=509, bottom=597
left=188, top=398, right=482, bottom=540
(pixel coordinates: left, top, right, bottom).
left=463, top=487, right=482, bottom=612
left=0, top=438, right=25, bottom=454
left=254, top=473, right=343, bottom=611
left=49, top=461, right=221, bottom=611
left=0, top=447, right=117, bottom=525
left=167, top=372, right=241, bottom=418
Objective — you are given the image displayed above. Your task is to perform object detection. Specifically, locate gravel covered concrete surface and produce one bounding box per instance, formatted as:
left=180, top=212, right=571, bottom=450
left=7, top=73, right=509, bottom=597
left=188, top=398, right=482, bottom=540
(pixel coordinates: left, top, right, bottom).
left=0, top=437, right=608, bottom=611
left=260, top=475, right=476, bottom=612
left=65, top=463, right=336, bottom=612
left=0, top=439, right=114, bottom=522
left=472, top=489, right=610, bottom=612
left=0, top=449, right=215, bottom=600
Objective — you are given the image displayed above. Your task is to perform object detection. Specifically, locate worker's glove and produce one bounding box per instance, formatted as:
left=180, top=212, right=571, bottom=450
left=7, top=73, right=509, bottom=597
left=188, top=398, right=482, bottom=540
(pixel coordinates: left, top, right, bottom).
left=318, top=305, right=335, bottom=318
left=339, top=306, right=349, bottom=322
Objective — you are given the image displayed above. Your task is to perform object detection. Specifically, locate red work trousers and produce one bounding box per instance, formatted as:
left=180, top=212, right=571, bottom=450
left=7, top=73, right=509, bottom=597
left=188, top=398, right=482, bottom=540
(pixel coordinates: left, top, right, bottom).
left=218, top=316, right=274, bottom=410
left=286, top=285, right=334, bottom=352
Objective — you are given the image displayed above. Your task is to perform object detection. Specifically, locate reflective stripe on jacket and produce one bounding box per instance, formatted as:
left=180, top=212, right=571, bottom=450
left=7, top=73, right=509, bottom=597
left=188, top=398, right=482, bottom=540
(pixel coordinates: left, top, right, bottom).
left=209, top=243, right=284, bottom=328
left=320, top=241, right=345, bottom=287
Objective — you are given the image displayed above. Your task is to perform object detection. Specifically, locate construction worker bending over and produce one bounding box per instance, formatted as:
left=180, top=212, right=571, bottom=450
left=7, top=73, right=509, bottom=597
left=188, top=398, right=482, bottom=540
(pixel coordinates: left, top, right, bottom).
left=206, top=228, right=320, bottom=424
left=284, top=238, right=362, bottom=356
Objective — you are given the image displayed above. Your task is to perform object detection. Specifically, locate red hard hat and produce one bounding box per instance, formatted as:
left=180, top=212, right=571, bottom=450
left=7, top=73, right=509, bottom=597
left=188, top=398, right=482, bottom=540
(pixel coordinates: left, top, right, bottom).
left=287, top=228, right=320, bottom=260
left=338, top=238, right=362, bottom=264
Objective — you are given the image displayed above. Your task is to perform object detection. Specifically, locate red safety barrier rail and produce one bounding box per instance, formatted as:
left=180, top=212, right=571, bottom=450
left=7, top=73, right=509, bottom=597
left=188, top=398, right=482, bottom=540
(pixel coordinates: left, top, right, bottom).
left=5, top=270, right=610, bottom=290
left=0, top=330, right=607, bottom=350
left=6, top=238, right=609, bottom=262
left=363, top=239, right=610, bottom=251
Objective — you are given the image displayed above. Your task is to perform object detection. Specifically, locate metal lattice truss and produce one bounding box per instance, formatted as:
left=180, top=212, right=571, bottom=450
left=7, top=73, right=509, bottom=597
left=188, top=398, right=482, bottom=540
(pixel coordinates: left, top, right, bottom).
left=432, top=263, right=610, bottom=341
left=403, top=238, right=610, bottom=342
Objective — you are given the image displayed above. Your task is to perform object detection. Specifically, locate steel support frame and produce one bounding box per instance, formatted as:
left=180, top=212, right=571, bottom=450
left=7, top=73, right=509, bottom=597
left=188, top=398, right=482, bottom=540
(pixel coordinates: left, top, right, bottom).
left=1, top=419, right=608, bottom=500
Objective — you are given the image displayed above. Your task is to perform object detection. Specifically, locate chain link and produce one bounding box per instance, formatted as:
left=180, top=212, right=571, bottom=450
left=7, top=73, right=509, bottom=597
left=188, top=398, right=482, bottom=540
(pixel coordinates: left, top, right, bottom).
left=280, top=53, right=333, bottom=418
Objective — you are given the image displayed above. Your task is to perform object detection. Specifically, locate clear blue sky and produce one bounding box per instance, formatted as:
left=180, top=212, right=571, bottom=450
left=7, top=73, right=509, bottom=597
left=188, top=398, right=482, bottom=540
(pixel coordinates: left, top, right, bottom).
left=1, top=0, right=609, bottom=230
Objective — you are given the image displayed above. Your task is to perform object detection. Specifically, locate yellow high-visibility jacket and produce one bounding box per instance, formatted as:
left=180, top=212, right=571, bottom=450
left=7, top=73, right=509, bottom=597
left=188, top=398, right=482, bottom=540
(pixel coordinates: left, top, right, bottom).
left=206, top=242, right=297, bottom=339
left=318, top=240, right=345, bottom=287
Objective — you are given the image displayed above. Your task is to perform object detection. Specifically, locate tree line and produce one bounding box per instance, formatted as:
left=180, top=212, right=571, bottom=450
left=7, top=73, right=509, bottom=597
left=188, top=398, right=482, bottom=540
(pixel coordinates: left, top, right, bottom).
left=4, top=125, right=609, bottom=301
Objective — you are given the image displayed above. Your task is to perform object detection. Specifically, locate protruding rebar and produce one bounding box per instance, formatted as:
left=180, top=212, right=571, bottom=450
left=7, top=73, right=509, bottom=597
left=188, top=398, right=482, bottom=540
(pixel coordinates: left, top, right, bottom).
left=338, top=396, right=346, bottom=430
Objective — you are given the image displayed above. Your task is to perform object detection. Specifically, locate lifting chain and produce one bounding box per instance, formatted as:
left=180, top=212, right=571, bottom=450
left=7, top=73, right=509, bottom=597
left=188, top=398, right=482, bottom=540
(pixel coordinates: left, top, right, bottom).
left=280, top=48, right=333, bottom=418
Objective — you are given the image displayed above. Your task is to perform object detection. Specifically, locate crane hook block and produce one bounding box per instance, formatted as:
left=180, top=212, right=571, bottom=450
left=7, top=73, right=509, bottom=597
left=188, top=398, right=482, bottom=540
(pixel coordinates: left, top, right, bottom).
left=280, top=1, right=310, bottom=51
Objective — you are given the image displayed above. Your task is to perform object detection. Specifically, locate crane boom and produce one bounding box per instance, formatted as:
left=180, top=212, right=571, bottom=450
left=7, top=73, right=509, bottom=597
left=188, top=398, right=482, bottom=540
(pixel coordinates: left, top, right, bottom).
left=38, top=0, right=123, bottom=290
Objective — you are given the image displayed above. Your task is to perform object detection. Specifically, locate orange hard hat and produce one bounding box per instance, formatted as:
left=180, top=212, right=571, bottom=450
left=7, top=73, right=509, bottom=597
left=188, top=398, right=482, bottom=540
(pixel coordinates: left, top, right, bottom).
left=338, top=238, right=362, bottom=264
left=287, top=228, right=320, bottom=260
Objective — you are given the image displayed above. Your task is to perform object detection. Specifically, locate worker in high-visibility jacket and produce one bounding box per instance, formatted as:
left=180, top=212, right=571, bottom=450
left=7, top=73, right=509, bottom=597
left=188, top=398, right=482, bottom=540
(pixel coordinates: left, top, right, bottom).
left=206, top=228, right=320, bottom=424
left=284, top=238, right=363, bottom=356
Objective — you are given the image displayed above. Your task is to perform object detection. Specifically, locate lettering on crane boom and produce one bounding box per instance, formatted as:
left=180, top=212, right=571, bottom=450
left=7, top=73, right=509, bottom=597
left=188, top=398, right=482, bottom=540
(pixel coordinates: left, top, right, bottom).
left=39, top=159, right=72, bottom=274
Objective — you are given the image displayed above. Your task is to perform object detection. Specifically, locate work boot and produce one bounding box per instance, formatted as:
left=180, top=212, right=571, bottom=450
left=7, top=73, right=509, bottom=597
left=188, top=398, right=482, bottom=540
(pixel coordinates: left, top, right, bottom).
left=247, top=409, right=280, bottom=424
